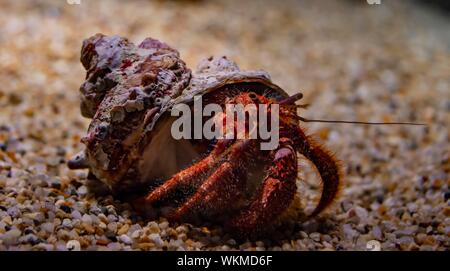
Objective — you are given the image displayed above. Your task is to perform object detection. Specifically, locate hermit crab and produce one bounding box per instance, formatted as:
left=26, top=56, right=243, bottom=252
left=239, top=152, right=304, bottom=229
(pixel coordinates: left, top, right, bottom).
left=68, top=34, right=345, bottom=236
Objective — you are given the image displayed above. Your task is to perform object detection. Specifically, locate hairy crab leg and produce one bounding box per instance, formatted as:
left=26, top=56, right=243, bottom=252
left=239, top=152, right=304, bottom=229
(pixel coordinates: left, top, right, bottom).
left=291, top=126, right=342, bottom=217
left=144, top=139, right=233, bottom=204
left=168, top=140, right=256, bottom=221
left=225, top=138, right=298, bottom=236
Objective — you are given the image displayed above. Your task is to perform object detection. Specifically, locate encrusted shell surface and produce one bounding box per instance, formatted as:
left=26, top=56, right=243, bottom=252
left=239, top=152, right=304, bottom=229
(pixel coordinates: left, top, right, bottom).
left=72, top=35, right=290, bottom=192
left=147, top=55, right=290, bottom=132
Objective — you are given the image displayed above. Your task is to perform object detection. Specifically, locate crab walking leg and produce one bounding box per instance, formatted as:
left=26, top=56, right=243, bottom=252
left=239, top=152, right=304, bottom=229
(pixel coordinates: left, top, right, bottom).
left=225, top=138, right=298, bottom=235
left=292, top=126, right=342, bottom=217
left=168, top=140, right=256, bottom=221
left=144, top=139, right=234, bottom=204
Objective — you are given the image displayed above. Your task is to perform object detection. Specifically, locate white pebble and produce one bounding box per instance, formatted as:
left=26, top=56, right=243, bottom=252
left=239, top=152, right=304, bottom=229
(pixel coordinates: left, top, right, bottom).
left=159, top=221, right=169, bottom=230
left=71, top=210, right=82, bottom=220
left=107, top=242, right=122, bottom=250
left=0, top=229, right=21, bottom=245
left=148, top=233, right=164, bottom=247
left=62, top=218, right=72, bottom=228
left=40, top=222, right=55, bottom=233
left=131, top=230, right=141, bottom=239
left=77, top=185, right=88, bottom=196
left=119, top=234, right=132, bottom=245
left=107, top=222, right=118, bottom=233
left=81, top=214, right=92, bottom=224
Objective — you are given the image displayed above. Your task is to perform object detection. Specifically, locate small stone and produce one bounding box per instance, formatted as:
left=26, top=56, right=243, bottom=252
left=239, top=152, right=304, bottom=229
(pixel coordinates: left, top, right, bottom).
left=342, top=224, right=358, bottom=240
left=177, top=233, right=187, bottom=241
left=227, top=239, right=237, bottom=246
left=148, top=221, right=160, bottom=234
left=55, top=199, right=66, bottom=207
left=322, top=235, right=332, bottom=242
left=18, top=234, right=40, bottom=245
left=96, top=239, right=109, bottom=246
left=77, top=186, right=88, bottom=196
left=129, top=224, right=142, bottom=233
left=309, top=232, right=321, bottom=242
left=89, top=205, right=102, bottom=215
left=271, top=246, right=282, bottom=251
left=372, top=226, right=383, bottom=240
left=415, top=233, right=427, bottom=245
left=107, top=214, right=118, bottom=222
left=107, top=242, right=122, bottom=250
left=401, top=212, right=412, bottom=221
left=106, top=205, right=117, bottom=216
left=71, top=210, right=82, bottom=220
left=131, top=230, right=141, bottom=239
left=444, top=192, right=450, bottom=201
left=175, top=225, right=187, bottom=234
left=90, top=214, right=100, bottom=225
left=117, top=224, right=129, bottom=235
left=98, top=214, right=108, bottom=223
left=26, top=212, right=45, bottom=222
left=50, top=181, right=61, bottom=190
left=35, top=243, right=55, bottom=251
left=81, top=214, right=92, bottom=224
left=59, top=205, right=72, bottom=214
left=2, top=216, right=13, bottom=225
left=210, top=235, right=221, bottom=243
left=7, top=206, right=21, bottom=218
left=382, top=221, right=396, bottom=232
left=148, top=233, right=164, bottom=247
left=423, top=235, right=436, bottom=245
left=419, top=245, right=436, bottom=251
left=239, top=242, right=252, bottom=249
left=40, top=222, right=55, bottom=233
left=406, top=203, right=418, bottom=213
left=354, top=206, right=369, bottom=225
left=282, top=243, right=292, bottom=251
left=119, top=234, right=132, bottom=245
left=138, top=243, right=155, bottom=250
left=394, top=227, right=417, bottom=238
left=82, top=223, right=95, bottom=234
left=0, top=229, right=22, bottom=245
left=159, top=221, right=169, bottom=230
left=105, top=231, right=117, bottom=242
left=55, top=241, right=68, bottom=251
left=57, top=229, right=71, bottom=240
left=444, top=226, right=450, bottom=236
left=396, top=236, right=415, bottom=247
left=341, top=200, right=353, bottom=212
left=66, top=240, right=81, bottom=251
left=107, top=222, right=118, bottom=233
left=62, top=218, right=72, bottom=228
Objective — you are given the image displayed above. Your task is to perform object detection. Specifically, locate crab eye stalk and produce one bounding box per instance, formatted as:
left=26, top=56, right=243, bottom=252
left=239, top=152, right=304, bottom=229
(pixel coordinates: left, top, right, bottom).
left=279, top=92, right=303, bottom=105
left=248, top=91, right=258, bottom=101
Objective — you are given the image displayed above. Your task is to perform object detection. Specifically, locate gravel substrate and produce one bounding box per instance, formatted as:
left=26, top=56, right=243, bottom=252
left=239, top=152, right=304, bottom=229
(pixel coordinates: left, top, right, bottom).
left=0, top=0, right=449, bottom=251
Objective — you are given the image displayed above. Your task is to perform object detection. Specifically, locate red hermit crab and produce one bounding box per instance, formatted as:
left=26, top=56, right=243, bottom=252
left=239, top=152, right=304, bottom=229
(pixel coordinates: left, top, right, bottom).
left=68, top=34, right=343, bottom=236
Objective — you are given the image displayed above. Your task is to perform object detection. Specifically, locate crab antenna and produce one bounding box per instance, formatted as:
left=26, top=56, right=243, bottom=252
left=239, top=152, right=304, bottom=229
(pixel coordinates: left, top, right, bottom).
left=279, top=92, right=303, bottom=105
left=297, top=116, right=426, bottom=126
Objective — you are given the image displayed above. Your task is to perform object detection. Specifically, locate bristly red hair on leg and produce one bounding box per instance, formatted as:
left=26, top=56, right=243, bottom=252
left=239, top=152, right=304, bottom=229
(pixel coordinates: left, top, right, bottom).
left=292, top=126, right=344, bottom=217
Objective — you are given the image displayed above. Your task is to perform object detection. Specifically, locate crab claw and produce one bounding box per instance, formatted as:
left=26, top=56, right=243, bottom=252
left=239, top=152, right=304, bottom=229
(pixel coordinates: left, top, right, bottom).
left=68, top=150, right=89, bottom=169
